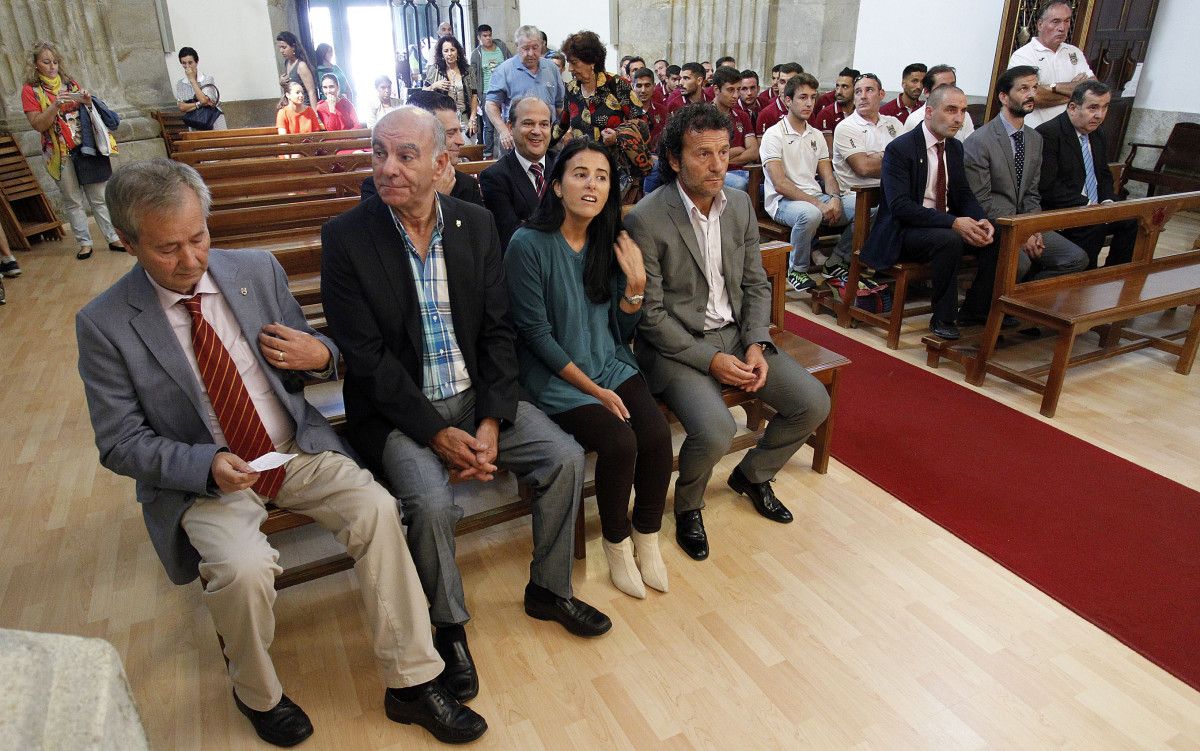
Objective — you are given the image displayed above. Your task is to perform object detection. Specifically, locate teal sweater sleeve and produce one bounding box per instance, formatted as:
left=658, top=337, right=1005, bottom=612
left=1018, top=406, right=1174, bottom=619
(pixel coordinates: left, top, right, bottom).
left=504, top=229, right=574, bottom=374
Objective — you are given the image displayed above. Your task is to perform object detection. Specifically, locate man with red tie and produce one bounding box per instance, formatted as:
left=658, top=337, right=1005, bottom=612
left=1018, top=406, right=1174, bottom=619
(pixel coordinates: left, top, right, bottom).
left=76, top=158, right=488, bottom=747
left=860, top=86, right=992, bottom=341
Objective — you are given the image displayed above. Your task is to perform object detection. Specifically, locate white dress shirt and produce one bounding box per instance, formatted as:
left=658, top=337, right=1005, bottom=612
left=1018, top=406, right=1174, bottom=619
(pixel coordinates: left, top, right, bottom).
left=676, top=182, right=736, bottom=330
left=149, top=271, right=294, bottom=450
left=514, top=150, right=548, bottom=191
left=920, top=123, right=950, bottom=211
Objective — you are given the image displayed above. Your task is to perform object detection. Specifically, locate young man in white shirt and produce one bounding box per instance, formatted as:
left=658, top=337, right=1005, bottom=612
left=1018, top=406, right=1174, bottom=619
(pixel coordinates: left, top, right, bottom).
left=760, top=73, right=853, bottom=292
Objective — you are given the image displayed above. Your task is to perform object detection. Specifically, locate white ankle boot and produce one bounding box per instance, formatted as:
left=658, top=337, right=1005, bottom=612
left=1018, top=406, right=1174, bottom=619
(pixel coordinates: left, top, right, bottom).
left=631, top=530, right=669, bottom=593
left=602, top=537, right=646, bottom=599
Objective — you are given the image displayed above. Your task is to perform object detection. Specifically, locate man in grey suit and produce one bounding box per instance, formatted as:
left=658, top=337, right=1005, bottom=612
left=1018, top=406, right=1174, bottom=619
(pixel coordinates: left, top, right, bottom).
left=76, top=159, right=486, bottom=746
left=625, top=103, right=831, bottom=561
left=960, top=65, right=1087, bottom=323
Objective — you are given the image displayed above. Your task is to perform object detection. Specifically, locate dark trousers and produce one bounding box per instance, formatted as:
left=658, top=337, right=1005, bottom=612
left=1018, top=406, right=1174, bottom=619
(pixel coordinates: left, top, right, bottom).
left=1060, top=218, right=1138, bottom=269
left=900, top=227, right=965, bottom=323
left=549, top=374, right=672, bottom=543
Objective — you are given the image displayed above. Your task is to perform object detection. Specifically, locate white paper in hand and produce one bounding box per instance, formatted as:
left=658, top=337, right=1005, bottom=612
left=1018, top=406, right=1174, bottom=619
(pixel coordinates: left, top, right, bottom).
left=248, top=452, right=297, bottom=472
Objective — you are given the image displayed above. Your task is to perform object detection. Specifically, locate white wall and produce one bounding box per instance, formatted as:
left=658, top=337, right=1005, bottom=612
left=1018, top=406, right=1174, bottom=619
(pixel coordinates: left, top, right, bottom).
left=852, top=0, right=1003, bottom=98
left=1132, top=0, right=1198, bottom=113
left=163, top=0, right=281, bottom=101
left=518, top=0, right=618, bottom=72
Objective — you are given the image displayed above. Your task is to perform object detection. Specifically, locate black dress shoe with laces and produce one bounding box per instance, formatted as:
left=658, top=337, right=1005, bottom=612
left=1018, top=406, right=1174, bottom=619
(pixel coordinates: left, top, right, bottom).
left=727, top=466, right=794, bottom=523
left=929, top=320, right=961, bottom=340
left=385, top=681, right=488, bottom=744
left=674, top=509, right=709, bottom=560
left=434, top=626, right=479, bottom=702
left=523, top=582, right=612, bottom=637
left=233, top=692, right=313, bottom=747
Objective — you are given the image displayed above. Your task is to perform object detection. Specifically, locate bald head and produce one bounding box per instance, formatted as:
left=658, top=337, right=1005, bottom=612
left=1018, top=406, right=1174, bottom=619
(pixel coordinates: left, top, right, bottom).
left=372, top=106, right=448, bottom=213
left=374, top=107, right=445, bottom=161
left=924, top=85, right=968, bottom=140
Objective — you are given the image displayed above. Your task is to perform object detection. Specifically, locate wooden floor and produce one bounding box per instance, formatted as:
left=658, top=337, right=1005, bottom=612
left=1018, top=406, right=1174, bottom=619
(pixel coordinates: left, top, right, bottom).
left=0, top=214, right=1197, bottom=750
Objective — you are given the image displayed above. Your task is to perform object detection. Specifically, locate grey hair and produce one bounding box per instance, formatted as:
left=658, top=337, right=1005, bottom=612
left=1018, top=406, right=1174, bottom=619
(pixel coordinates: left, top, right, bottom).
left=105, top=158, right=211, bottom=243
left=514, top=24, right=541, bottom=45
left=926, top=85, right=965, bottom=110
left=1036, top=0, right=1073, bottom=22
left=374, top=106, right=446, bottom=166
left=506, top=95, right=551, bottom=126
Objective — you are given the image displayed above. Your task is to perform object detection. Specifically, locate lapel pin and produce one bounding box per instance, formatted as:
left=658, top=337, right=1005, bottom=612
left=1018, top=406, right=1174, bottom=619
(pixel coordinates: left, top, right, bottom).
left=455, top=219, right=462, bottom=228
left=240, top=287, right=248, bottom=296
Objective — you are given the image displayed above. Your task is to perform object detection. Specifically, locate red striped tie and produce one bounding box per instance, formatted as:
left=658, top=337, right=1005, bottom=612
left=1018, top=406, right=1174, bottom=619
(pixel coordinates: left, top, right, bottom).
left=529, top=162, right=546, bottom=197
left=182, top=295, right=285, bottom=499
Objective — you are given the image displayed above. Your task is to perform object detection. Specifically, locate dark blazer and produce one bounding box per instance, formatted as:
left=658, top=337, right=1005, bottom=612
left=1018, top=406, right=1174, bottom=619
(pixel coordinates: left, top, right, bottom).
left=861, top=125, right=986, bottom=269
left=1036, top=111, right=1115, bottom=210
left=360, top=171, right=484, bottom=208
left=479, top=151, right=555, bottom=252
left=76, top=249, right=344, bottom=584
left=320, top=193, right=519, bottom=470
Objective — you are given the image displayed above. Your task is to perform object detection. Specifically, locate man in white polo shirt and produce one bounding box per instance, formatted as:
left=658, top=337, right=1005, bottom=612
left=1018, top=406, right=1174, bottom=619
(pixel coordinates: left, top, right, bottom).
left=1008, top=0, right=1094, bottom=128
left=761, top=72, right=853, bottom=293
left=829, top=73, right=902, bottom=285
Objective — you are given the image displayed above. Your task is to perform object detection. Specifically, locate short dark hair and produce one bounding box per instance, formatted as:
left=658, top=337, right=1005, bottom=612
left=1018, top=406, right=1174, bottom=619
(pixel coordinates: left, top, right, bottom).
left=476, top=24, right=492, bottom=35
left=667, top=64, right=681, bottom=76
left=901, top=62, right=928, bottom=79
left=633, top=67, right=655, bottom=83
left=1070, top=79, right=1111, bottom=105
left=178, top=46, right=198, bottom=63
left=654, top=59, right=668, bottom=67
left=562, top=30, right=607, bottom=75
left=996, top=65, right=1040, bottom=99
left=771, top=64, right=782, bottom=73
left=777, top=62, right=804, bottom=76
left=784, top=72, right=820, bottom=99
left=838, top=67, right=860, bottom=80
left=681, top=62, right=706, bottom=79
left=406, top=89, right=457, bottom=115
left=923, top=64, right=956, bottom=92
left=715, top=55, right=736, bottom=67
left=1036, top=0, right=1073, bottom=21
left=525, top=139, right=624, bottom=305
left=740, top=70, right=759, bottom=84
left=658, top=103, right=731, bottom=185
left=711, top=65, right=742, bottom=91
left=628, top=56, right=646, bottom=69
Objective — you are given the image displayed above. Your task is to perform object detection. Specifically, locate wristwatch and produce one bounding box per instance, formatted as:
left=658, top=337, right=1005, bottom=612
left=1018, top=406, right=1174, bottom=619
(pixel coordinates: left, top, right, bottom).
left=622, top=293, right=644, bottom=305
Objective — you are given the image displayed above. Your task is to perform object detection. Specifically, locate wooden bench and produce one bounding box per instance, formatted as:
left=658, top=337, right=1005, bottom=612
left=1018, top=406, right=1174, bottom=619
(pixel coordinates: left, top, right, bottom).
left=172, top=129, right=370, bottom=153
left=174, top=137, right=371, bottom=165
left=266, top=241, right=850, bottom=589
left=178, top=126, right=278, bottom=141
left=923, top=191, right=1200, bottom=417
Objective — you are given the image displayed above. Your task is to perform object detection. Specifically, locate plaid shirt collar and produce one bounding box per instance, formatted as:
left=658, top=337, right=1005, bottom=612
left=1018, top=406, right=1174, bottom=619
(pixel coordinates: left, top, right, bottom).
left=388, top=199, right=445, bottom=260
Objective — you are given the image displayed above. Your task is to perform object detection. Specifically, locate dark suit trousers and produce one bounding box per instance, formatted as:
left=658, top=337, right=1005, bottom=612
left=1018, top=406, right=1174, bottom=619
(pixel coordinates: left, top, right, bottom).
left=1061, top=218, right=1138, bottom=269
left=899, top=227, right=964, bottom=323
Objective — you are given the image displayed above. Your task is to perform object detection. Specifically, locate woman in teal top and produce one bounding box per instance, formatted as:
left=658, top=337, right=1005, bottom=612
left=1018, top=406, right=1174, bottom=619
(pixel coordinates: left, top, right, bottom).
left=505, top=140, right=672, bottom=600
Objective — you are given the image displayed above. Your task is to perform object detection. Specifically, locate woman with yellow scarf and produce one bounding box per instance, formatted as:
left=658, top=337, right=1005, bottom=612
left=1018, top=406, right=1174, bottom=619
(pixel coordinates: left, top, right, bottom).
left=21, top=41, right=123, bottom=260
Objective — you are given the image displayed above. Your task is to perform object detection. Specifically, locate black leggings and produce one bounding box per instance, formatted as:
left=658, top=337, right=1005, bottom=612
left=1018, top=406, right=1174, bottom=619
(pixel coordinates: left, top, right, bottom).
left=549, top=374, right=672, bottom=543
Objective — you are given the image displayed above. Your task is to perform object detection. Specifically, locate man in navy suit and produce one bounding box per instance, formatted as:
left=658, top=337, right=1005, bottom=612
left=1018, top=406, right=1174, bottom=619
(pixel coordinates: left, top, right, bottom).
left=861, top=85, right=993, bottom=340
left=478, top=95, right=555, bottom=251
left=76, top=159, right=486, bottom=746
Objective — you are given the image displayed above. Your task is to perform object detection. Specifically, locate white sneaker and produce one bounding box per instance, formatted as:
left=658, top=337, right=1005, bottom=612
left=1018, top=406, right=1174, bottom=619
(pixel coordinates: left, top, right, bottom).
left=602, top=537, right=646, bottom=599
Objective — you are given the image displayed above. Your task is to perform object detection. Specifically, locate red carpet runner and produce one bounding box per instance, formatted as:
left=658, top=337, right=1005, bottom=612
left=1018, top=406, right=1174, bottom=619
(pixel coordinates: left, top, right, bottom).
left=786, top=312, right=1200, bottom=691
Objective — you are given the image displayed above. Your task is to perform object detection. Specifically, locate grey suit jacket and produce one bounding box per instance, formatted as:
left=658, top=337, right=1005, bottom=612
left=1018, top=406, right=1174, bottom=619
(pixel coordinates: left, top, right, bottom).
left=963, top=114, right=1044, bottom=218
left=76, top=248, right=344, bottom=584
left=624, top=182, right=772, bottom=390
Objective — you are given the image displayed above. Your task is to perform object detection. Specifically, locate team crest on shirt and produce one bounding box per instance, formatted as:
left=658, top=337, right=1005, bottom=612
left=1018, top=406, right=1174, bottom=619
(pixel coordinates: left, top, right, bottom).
left=886, top=123, right=896, bottom=137
left=848, top=137, right=856, bottom=148
left=1069, top=51, right=1078, bottom=65
left=810, top=137, right=818, bottom=151
left=735, top=121, right=745, bottom=133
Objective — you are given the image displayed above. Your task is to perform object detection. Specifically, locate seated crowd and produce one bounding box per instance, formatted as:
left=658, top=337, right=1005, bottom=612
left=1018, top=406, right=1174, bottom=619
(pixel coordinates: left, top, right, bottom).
left=69, top=0, right=1136, bottom=745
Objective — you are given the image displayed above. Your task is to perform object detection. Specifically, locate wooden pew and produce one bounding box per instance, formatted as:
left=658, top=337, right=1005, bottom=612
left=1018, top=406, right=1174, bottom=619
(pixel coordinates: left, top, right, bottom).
left=173, top=129, right=371, bottom=153
left=923, top=191, right=1200, bottom=417
left=177, top=126, right=278, bottom=141
left=173, top=137, right=371, bottom=165
left=151, top=109, right=187, bottom=155
left=196, top=153, right=372, bottom=183
left=266, top=241, right=850, bottom=588
left=208, top=170, right=369, bottom=211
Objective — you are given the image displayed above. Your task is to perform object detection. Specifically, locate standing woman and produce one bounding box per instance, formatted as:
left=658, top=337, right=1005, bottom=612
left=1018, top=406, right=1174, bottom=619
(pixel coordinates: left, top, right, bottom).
left=315, top=74, right=362, bottom=131
left=21, top=41, right=122, bottom=260
left=276, top=81, right=323, bottom=135
left=313, top=43, right=353, bottom=102
left=504, top=140, right=672, bottom=600
left=276, top=31, right=318, bottom=109
left=424, top=36, right=478, bottom=142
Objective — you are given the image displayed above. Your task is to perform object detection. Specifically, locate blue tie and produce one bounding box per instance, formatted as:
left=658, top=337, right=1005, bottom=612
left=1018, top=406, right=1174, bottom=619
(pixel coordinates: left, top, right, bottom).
left=1080, top=134, right=1098, bottom=204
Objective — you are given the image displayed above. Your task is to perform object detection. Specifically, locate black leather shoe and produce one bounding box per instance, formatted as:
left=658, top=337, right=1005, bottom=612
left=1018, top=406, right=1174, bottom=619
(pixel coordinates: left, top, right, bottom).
left=233, top=692, right=313, bottom=747
left=959, top=311, right=1020, bottom=329
left=385, top=682, right=487, bottom=744
left=434, top=627, right=479, bottom=702
left=674, top=509, right=709, bottom=560
left=727, top=467, right=794, bottom=523
left=523, top=583, right=612, bottom=637
left=108, top=242, right=125, bottom=252
left=929, top=320, right=961, bottom=340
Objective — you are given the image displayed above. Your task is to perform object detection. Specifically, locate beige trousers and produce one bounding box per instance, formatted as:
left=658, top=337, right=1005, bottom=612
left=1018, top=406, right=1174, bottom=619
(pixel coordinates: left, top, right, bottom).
left=181, top=441, right=443, bottom=711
